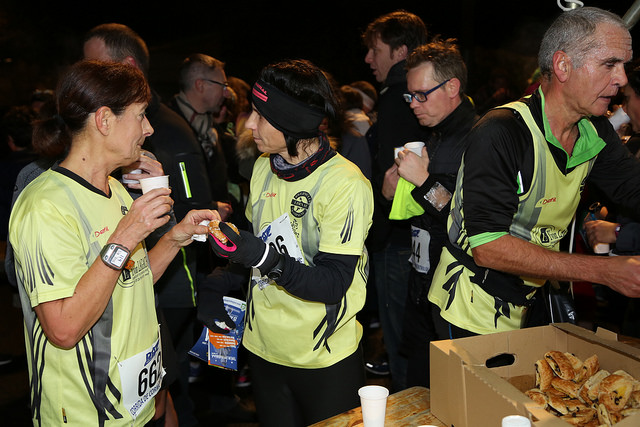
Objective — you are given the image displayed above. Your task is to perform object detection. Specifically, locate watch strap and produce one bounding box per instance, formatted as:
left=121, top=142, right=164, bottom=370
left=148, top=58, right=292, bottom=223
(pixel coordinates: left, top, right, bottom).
left=267, top=253, right=286, bottom=281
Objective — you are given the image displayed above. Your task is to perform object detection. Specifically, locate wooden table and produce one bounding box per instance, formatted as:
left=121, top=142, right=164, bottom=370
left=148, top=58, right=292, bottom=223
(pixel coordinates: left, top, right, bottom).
left=309, top=386, right=446, bottom=426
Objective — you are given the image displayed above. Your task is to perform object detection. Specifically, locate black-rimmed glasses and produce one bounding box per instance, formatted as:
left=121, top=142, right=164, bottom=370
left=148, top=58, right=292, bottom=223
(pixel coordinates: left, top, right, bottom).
left=203, top=79, right=230, bottom=89
left=403, top=79, right=451, bottom=103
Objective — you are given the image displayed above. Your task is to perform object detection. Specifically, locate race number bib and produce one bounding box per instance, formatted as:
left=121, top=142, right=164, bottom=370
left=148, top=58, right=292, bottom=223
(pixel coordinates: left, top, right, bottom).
left=252, top=213, right=304, bottom=289
left=410, top=225, right=431, bottom=274
left=117, top=333, right=163, bottom=420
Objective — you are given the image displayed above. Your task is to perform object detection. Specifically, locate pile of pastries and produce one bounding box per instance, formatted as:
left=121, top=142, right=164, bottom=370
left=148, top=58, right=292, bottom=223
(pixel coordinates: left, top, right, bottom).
left=524, top=351, right=640, bottom=426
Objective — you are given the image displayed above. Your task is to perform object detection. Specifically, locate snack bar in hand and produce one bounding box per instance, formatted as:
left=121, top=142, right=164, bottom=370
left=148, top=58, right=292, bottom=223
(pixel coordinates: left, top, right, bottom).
left=207, top=219, right=239, bottom=245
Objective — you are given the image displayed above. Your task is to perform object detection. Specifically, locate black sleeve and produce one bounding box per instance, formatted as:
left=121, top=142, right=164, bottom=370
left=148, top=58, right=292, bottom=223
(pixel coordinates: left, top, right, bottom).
left=411, top=173, right=457, bottom=222
left=275, top=251, right=360, bottom=305
left=199, top=262, right=249, bottom=297
left=144, top=103, right=216, bottom=221
left=461, top=109, right=532, bottom=237
left=588, top=117, right=640, bottom=222
left=616, top=223, right=640, bottom=254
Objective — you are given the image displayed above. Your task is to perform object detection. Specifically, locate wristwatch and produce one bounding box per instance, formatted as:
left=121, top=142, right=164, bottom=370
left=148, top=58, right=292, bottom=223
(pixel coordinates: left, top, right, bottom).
left=100, top=243, right=131, bottom=270
left=267, top=254, right=286, bottom=281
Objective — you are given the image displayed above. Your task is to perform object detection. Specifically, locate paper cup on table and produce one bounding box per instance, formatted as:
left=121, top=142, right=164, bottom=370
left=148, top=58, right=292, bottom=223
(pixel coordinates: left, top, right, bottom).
left=502, top=415, right=531, bottom=427
left=358, top=385, right=388, bottom=427
left=404, top=141, right=425, bottom=156
left=139, top=175, right=169, bottom=194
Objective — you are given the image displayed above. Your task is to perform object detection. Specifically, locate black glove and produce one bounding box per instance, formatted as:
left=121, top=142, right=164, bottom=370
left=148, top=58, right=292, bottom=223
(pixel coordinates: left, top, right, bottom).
left=197, top=270, right=236, bottom=334
left=209, top=222, right=280, bottom=275
left=197, top=292, right=235, bottom=334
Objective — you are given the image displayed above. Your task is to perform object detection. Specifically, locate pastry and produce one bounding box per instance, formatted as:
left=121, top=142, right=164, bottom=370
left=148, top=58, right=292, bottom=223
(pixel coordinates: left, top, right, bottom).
left=580, top=369, right=610, bottom=403
left=627, top=390, right=640, bottom=409
left=598, top=374, right=633, bottom=413
left=536, top=358, right=554, bottom=392
left=612, top=370, right=640, bottom=392
left=208, top=220, right=239, bottom=245
left=526, top=352, right=640, bottom=425
left=579, top=355, right=600, bottom=383
left=545, top=350, right=577, bottom=381
left=560, top=407, right=597, bottom=426
left=551, top=377, right=581, bottom=399
left=525, top=388, right=548, bottom=407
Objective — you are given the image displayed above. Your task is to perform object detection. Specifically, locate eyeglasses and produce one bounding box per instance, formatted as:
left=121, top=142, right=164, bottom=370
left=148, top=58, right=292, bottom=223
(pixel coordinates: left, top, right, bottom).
left=403, top=79, right=450, bottom=103
left=203, top=79, right=229, bottom=89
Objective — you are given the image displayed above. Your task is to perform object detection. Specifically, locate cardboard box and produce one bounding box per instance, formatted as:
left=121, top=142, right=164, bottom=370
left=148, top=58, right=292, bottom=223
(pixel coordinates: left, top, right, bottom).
left=430, top=323, right=640, bottom=426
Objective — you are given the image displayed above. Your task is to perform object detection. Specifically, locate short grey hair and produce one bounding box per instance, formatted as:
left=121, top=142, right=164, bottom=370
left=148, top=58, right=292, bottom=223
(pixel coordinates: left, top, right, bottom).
left=538, top=7, right=628, bottom=78
left=178, top=53, right=225, bottom=92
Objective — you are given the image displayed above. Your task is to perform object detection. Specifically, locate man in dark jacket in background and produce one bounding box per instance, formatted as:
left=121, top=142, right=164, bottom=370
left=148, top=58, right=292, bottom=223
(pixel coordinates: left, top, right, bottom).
left=362, top=10, right=429, bottom=391
left=385, top=38, right=477, bottom=387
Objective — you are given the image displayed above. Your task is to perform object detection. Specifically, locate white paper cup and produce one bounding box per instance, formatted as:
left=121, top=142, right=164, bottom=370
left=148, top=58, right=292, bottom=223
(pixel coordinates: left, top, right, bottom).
left=121, top=168, right=142, bottom=185
left=139, top=175, right=169, bottom=194
left=358, top=385, right=388, bottom=427
left=502, top=415, right=531, bottom=427
left=404, top=141, right=425, bottom=156
left=593, top=242, right=610, bottom=254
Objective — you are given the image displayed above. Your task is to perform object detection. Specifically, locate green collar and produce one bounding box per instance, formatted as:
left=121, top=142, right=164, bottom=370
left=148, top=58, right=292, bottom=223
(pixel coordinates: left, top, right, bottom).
left=539, top=88, right=605, bottom=168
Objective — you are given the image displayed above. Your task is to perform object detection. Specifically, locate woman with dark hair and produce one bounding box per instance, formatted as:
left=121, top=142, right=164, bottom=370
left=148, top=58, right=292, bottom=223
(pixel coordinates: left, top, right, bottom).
left=9, top=60, right=215, bottom=426
left=204, top=59, right=373, bottom=426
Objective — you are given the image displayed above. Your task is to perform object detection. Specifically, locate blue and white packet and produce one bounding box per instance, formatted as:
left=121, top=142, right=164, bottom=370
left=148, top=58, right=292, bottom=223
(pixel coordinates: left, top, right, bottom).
left=189, top=296, right=246, bottom=370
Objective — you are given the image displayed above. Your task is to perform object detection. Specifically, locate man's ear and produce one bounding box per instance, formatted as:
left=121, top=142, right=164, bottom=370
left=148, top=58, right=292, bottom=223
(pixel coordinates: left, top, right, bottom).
left=195, top=78, right=206, bottom=93
left=447, top=78, right=462, bottom=98
left=394, top=44, right=409, bottom=61
left=94, top=106, right=113, bottom=135
left=552, top=51, right=571, bottom=83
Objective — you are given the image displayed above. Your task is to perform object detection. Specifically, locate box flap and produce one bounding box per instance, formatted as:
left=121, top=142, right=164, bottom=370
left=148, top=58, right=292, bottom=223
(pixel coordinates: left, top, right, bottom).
left=463, top=364, right=528, bottom=426
left=594, top=325, right=618, bottom=341
left=430, top=339, right=468, bottom=427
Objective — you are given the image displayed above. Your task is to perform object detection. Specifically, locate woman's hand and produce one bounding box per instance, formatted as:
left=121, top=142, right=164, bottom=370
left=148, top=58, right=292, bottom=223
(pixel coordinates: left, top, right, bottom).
left=147, top=209, right=219, bottom=282
left=109, top=187, right=174, bottom=250
left=168, top=209, right=220, bottom=248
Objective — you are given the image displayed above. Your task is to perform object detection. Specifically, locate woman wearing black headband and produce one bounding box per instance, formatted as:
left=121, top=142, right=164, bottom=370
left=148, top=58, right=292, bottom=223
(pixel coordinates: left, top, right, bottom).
left=204, top=59, right=374, bottom=425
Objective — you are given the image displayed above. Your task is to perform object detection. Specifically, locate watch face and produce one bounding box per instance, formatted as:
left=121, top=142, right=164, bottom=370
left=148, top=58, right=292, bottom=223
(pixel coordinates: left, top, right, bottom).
left=111, top=248, right=129, bottom=267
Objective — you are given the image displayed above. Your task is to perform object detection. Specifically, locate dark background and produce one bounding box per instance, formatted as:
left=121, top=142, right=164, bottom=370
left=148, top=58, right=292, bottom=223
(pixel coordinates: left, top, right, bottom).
left=1, top=0, right=639, bottom=109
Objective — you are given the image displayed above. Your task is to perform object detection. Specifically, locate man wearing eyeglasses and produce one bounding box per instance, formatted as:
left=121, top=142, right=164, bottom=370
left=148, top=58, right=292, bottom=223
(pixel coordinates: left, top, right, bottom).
left=361, top=10, right=429, bottom=392
left=168, top=53, right=233, bottom=221
left=428, top=7, right=640, bottom=341
left=384, top=38, right=477, bottom=388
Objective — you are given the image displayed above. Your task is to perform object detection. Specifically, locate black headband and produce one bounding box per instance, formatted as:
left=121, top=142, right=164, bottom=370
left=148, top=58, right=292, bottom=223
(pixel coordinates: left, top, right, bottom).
left=252, top=80, right=326, bottom=139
